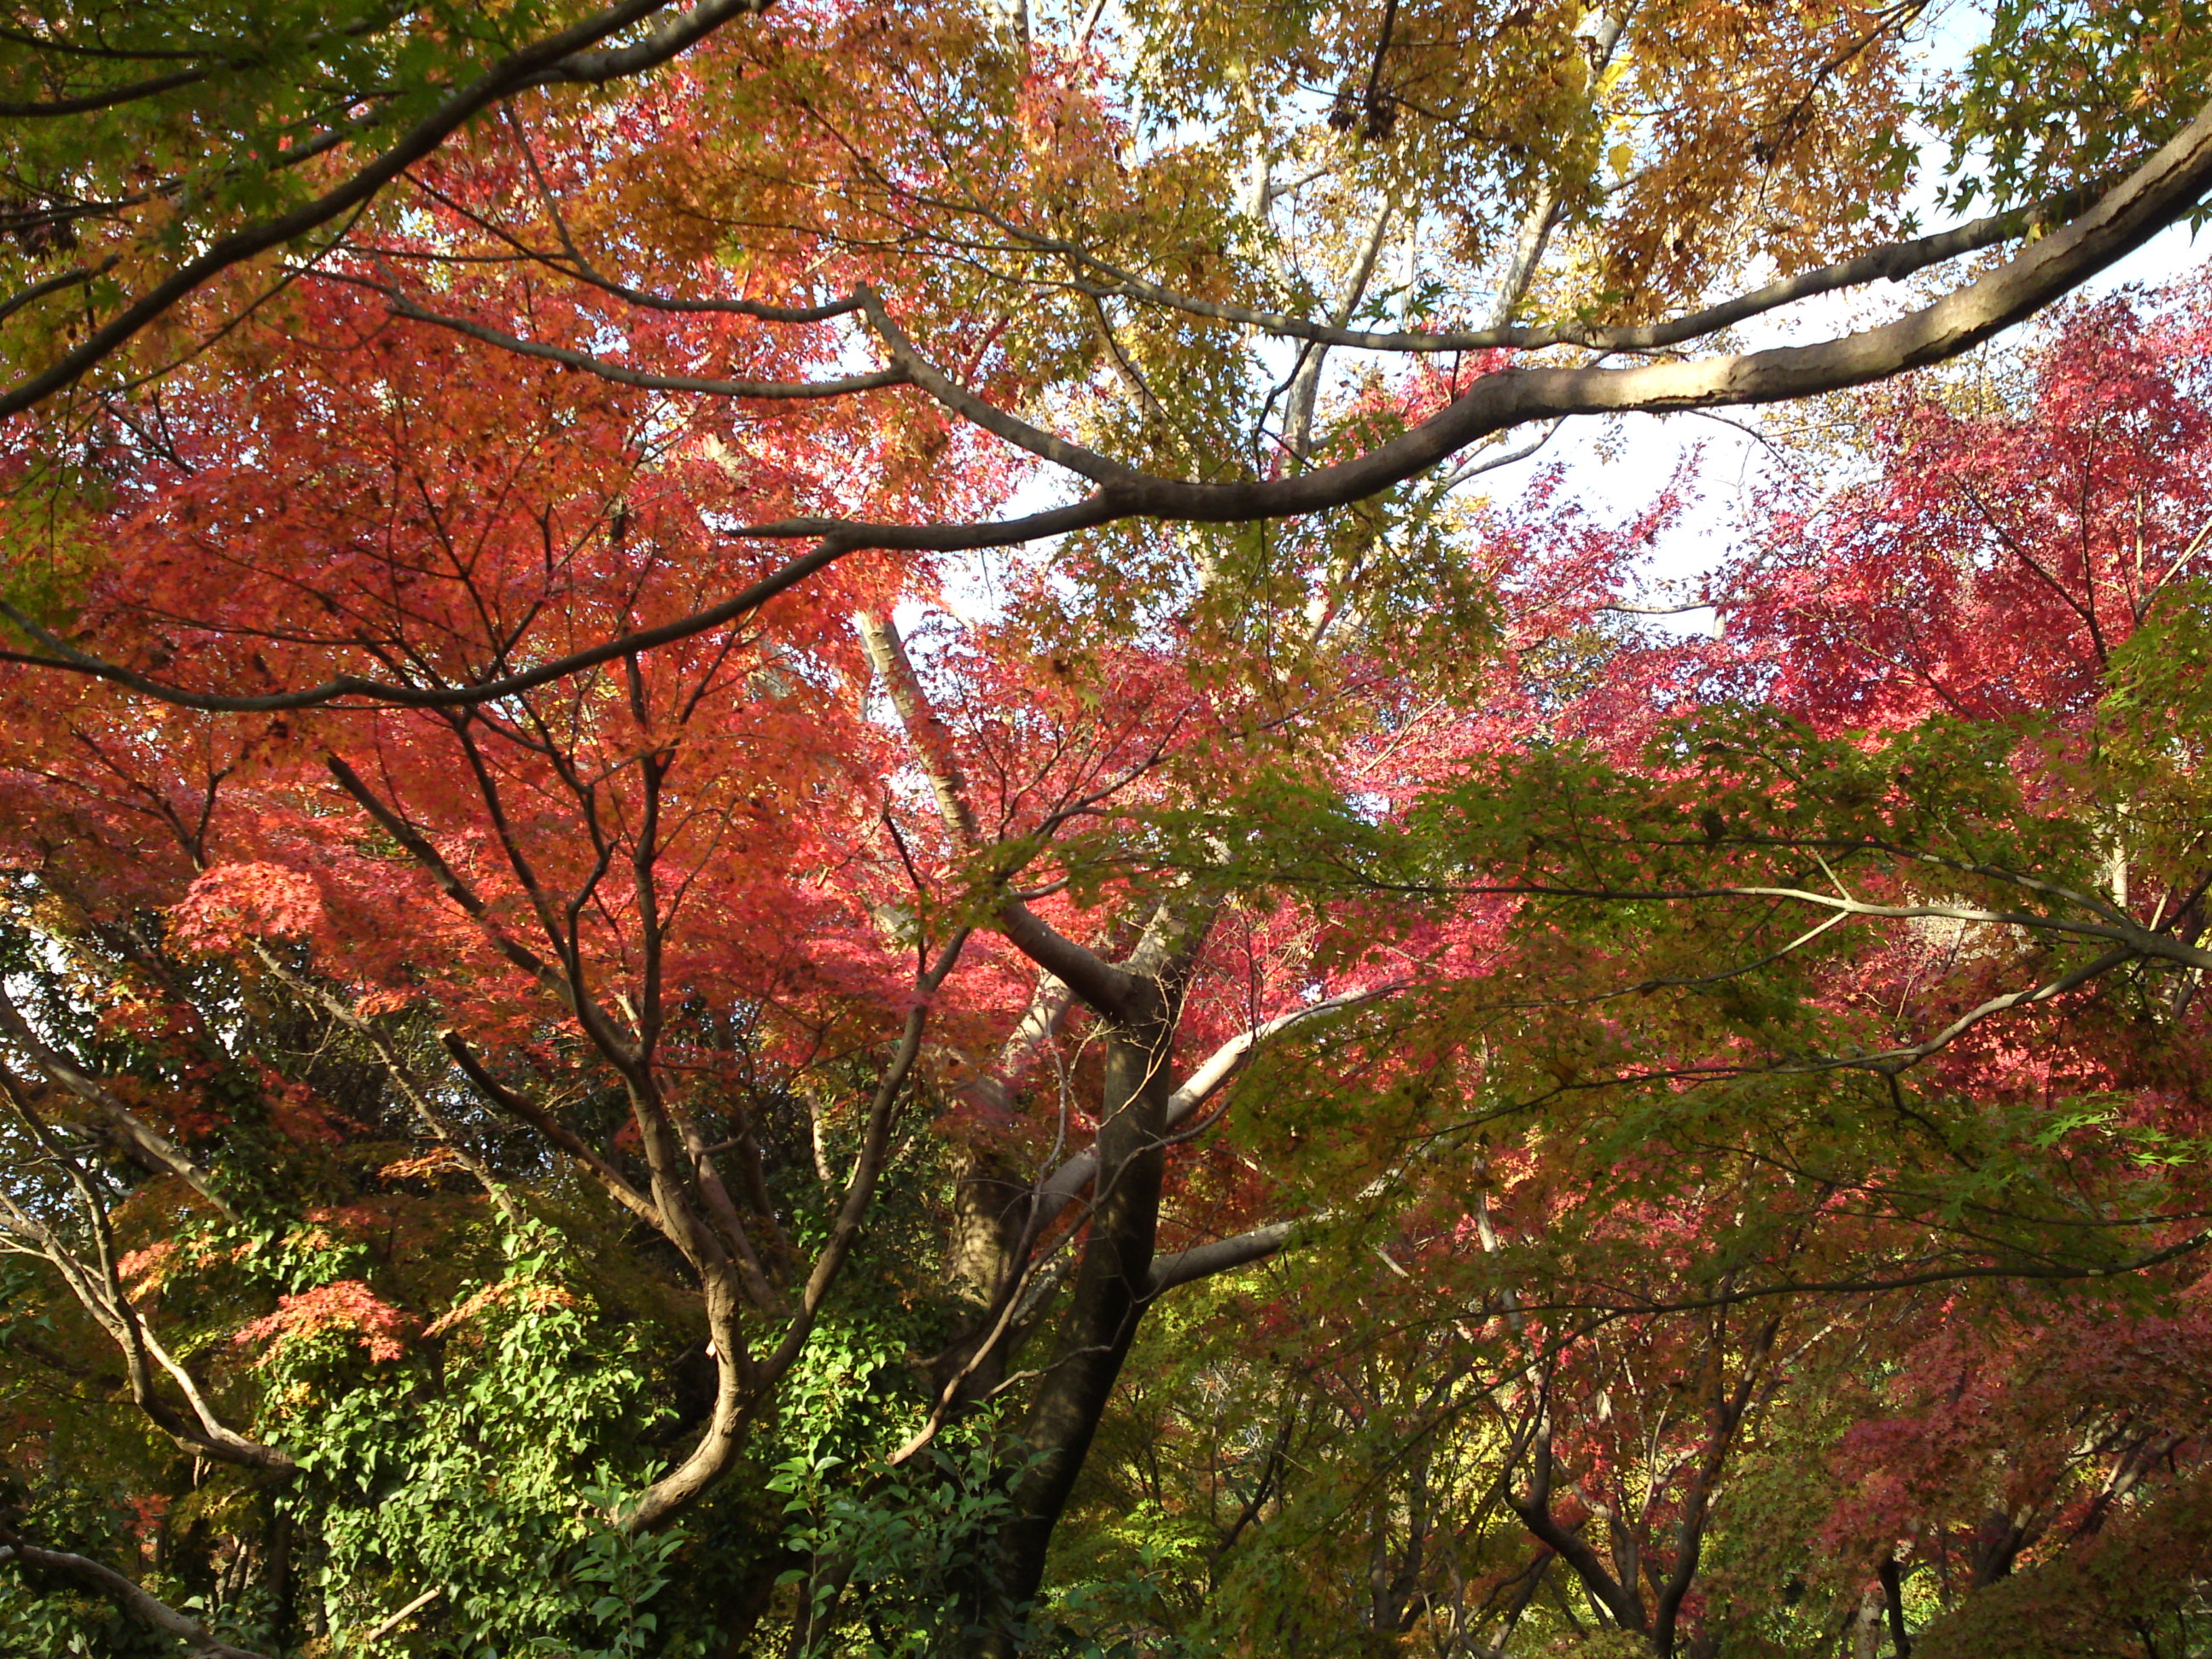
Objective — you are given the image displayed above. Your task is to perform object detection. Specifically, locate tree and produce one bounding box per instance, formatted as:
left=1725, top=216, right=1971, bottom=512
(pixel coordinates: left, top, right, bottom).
left=3, top=3, right=2212, bottom=1656
left=0, top=0, right=774, bottom=420
left=0, top=259, right=1474, bottom=1650
left=1045, top=271, right=2212, bottom=1658
left=4, top=0, right=2212, bottom=685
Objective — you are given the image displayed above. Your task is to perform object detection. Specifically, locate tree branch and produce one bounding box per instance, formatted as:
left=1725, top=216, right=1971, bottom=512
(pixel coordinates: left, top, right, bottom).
left=0, top=1541, right=273, bottom=1659
left=0, top=0, right=774, bottom=419
left=1144, top=1219, right=1300, bottom=1295
left=381, top=289, right=908, bottom=400
left=249, top=946, right=520, bottom=1224
left=1065, top=180, right=2093, bottom=358
left=0, top=984, right=237, bottom=1222
left=324, top=754, right=566, bottom=992
left=1033, top=984, right=1402, bottom=1231
left=997, top=899, right=1140, bottom=1022
left=439, top=1031, right=661, bottom=1231
left=9, top=93, right=2212, bottom=712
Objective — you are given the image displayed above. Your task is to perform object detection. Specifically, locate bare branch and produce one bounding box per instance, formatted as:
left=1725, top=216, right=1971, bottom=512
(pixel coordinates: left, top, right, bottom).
left=439, top=1031, right=661, bottom=1231
left=0, top=982, right=237, bottom=1221
left=998, top=900, right=1141, bottom=1022
left=1034, top=983, right=1404, bottom=1230
left=1069, top=181, right=2095, bottom=358
left=856, top=287, right=1141, bottom=485
left=0, top=1082, right=293, bottom=1471
left=382, top=290, right=908, bottom=400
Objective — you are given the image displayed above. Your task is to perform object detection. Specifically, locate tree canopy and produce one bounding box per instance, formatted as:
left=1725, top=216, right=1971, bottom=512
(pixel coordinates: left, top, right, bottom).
left=0, top=3, right=2210, bottom=1657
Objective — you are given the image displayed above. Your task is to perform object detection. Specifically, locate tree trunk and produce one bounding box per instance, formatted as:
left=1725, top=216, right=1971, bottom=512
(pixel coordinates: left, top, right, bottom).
left=987, top=1004, right=1173, bottom=1646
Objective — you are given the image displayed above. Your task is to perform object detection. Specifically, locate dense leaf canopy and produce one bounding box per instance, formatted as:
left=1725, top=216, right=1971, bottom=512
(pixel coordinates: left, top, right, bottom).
left=0, top=4, right=2209, bottom=1658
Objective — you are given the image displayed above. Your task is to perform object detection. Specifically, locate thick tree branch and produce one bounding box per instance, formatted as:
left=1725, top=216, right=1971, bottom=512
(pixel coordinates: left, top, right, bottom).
left=1504, top=1426, right=1648, bottom=1633
left=855, top=608, right=1152, bottom=1019
left=1650, top=1316, right=1778, bottom=1654
left=0, top=1540, right=273, bottom=1659
left=973, top=974, right=1074, bottom=1115
left=857, top=611, right=981, bottom=850
left=1144, top=1219, right=1299, bottom=1295
left=0, top=66, right=212, bottom=119
left=1033, top=984, right=1401, bottom=1231
left=997, top=899, right=1140, bottom=1022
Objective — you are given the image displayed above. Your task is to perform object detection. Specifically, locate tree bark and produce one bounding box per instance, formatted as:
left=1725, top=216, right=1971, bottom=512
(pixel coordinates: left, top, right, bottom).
left=989, top=997, right=1176, bottom=1643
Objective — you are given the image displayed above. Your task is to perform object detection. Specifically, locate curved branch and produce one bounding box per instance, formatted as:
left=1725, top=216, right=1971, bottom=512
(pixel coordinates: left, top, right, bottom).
left=998, top=899, right=1140, bottom=1022
left=0, top=0, right=770, bottom=419
left=626, top=930, right=972, bottom=1531
left=382, top=290, right=909, bottom=400
left=0, top=533, right=870, bottom=711
left=0, top=66, right=212, bottom=119
left=1713, top=886, right=2209, bottom=970
left=249, top=946, right=519, bottom=1223
left=856, top=286, right=1142, bottom=485
left=1551, top=1223, right=2212, bottom=1319
left=1060, top=183, right=2097, bottom=357
left=0, top=1084, right=292, bottom=1471
left=0, top=1542, right=272, bottom=1659
left=323, top=755, right=563, bottom=988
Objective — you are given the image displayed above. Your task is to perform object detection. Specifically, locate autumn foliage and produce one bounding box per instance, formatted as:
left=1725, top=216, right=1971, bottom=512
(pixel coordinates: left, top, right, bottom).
left=0, top=3, right=2209, bottom=1658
